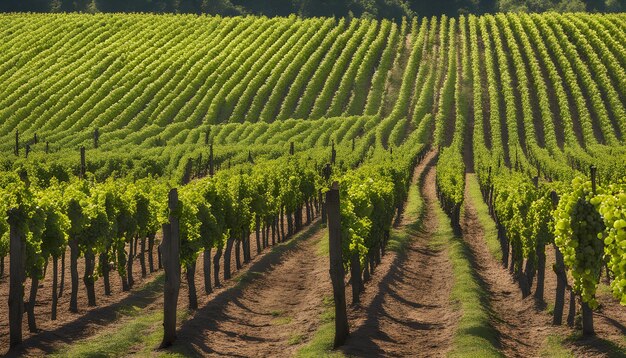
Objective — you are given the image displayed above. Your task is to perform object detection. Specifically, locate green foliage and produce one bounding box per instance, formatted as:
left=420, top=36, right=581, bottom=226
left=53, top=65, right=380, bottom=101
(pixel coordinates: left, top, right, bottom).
left=497, top=0, right=587, bottom=12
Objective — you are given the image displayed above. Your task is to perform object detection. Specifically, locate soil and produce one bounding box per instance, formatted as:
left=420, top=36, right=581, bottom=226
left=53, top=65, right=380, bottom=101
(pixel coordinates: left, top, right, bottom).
left=0, top=242, right=163, bottom=356
left=340, top=151, right=459, bottom=357
left=170, top=224, right=330, bottom=357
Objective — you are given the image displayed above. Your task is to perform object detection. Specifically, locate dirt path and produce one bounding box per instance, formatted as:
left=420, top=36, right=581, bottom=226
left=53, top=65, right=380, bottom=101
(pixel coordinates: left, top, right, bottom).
left=461, top=173, right=557, bottom=357
left=172, top=224, right=330, bottom=357
left=340, top=152, right=458, bottom=357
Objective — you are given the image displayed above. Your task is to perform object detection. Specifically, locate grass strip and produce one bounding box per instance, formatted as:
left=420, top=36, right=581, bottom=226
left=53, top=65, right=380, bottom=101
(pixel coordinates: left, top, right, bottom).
left=539, top=335, right=574, bottom=358
left=465, top=173, right=501, bottom=261
left=431, top=181, right=502, bottom=357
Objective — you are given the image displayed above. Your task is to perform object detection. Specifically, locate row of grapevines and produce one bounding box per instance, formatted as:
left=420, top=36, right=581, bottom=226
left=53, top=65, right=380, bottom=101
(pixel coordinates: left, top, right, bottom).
left=225, top=17, right=314, bottom=123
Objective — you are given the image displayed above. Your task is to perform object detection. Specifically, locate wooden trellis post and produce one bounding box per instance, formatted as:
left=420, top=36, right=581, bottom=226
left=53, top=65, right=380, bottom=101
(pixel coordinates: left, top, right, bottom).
left=209, top=143, right=214, bottom=177
left=8, top=209, right=25, bottom=349
left=161, top=188, right=181, bottom=348
left=326, top=182, right=349, bottom=347
left=80, top=146, right=86, bottom=179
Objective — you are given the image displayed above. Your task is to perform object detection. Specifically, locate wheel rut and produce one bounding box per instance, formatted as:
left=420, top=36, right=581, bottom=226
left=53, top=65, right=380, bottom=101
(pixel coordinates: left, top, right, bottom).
left=174, top=226, right=330, bottom=358
left=340, top=152, right=458, bottom=357
left=460, top=173, right=555, bottom=358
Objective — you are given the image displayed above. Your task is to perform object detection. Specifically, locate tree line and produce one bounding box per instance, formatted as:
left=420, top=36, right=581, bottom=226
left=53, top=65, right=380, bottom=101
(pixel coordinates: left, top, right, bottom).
left=1, top=0, right=624, bottom=18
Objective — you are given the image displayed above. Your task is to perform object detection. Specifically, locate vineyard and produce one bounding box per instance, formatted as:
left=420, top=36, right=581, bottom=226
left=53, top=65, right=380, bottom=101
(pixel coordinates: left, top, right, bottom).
left=0, top=11, right=625, bottom=357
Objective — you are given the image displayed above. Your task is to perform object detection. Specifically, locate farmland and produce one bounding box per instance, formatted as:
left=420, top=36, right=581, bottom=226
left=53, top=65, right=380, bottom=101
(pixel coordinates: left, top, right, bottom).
left=0, top=12, right=625, bottom=357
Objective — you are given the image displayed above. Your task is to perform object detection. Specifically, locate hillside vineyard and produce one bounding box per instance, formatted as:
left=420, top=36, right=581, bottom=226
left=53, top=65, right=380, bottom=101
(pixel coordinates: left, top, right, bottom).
left=0, top=12, right=625, bottom=355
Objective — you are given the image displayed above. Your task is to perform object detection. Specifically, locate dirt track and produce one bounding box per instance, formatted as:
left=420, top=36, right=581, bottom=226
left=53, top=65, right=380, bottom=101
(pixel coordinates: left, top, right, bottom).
left=172, top=224, right=330, bottom=357
left=460, top=173, right=557, bottom=357
left=340, top=152, right=459, bottom=357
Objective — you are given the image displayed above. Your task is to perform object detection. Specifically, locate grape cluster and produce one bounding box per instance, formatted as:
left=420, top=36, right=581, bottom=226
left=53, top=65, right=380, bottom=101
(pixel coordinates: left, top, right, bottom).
left=555, top=177, right=605, bottom=307
left=597, top=187, right=626, bottom=305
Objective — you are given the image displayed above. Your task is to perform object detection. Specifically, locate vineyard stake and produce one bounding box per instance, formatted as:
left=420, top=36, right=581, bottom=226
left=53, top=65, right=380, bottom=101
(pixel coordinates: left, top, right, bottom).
left=8, top=209, right=25, bottom=349
left=326, top=182, right=349, bottom=347
left=161, top=188, right=181, bottom=348
left=209, top=142, right=214, bottom=177
left=80, top=146, right=86, bottom=180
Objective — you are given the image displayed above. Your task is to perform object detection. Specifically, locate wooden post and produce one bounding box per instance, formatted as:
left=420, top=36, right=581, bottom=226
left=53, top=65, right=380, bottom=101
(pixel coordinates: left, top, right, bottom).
left=80, top=146, right=86, bottom=180
left=486, top=166, right=492, bottom=200
left=203, top=248, right=212, bottom=294
left=323, top=163, right=332, bottom=181
left=209, top=143, right=214, bottom=177
left=161, top=189, right=181, bottom=348
left=321, top=164, right=332, bottom=225
left=8, top=209, right=25, bottom=349
left=25, top=144, right=30, bottom=159
left=331, top=141, right=336, bottom=165
left=15, top=130, right=19, bottom=156
left=45, top=141, right=49, bottom=154
left=248, top=151, right=253, bottom=163
left=319, top=189, right=326, bottom=225
left=51, top=256, right=58, bottom=320
left=290, top=142, right=294, bottom=155
left=351, top=137, right=355, bottom=152
left=326, top=182, right=349, bottom=348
